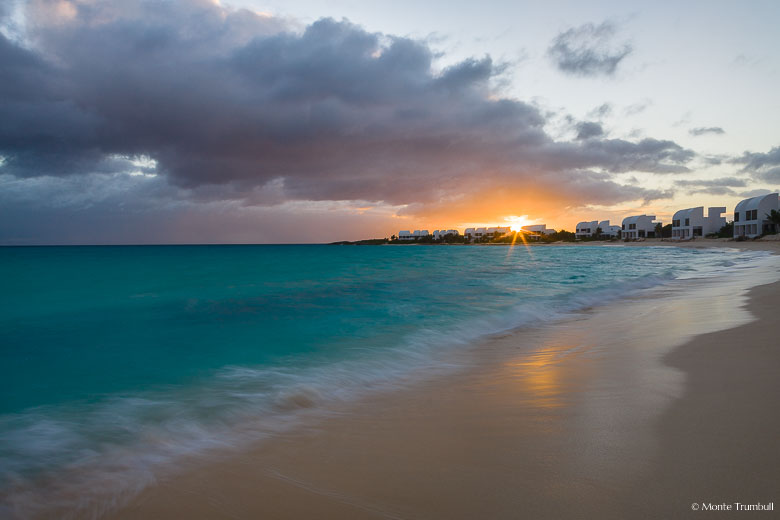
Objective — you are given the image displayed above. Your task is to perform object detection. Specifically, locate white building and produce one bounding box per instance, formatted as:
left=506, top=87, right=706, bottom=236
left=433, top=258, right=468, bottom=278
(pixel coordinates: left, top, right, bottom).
left=575, top=220, right=598, bottom=239
left=465, top=227, right=486, bottom=240
left=486, top=226, right=512, bottom=236
left=521, top=224, right=556, bottom=235
left=671, top=207, right=726, bottom=239
left=621, top=215, right=659, bottom=239
left=397, top=230, right=429, bottom=241
left=598, top=220, right=621, bottom=238
left=432, top=229, right=459, bottom=240
left=464, top=226, right=511, bottom=242
left=733, top=193, right=779, bottom=238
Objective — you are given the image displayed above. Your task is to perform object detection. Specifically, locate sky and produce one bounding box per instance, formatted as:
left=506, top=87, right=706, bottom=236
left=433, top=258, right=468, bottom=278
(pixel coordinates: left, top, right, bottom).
left=1, top=0, right=779, bottom=244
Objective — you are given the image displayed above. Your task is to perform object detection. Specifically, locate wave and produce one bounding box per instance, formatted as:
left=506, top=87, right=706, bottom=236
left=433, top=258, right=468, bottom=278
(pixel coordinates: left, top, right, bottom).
left=0, top=248, right=771, bottom=518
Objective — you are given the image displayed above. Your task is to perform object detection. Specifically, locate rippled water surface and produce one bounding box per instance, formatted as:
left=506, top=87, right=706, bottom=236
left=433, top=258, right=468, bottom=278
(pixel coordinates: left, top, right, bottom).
left=0, top=244, right=768, bottom=517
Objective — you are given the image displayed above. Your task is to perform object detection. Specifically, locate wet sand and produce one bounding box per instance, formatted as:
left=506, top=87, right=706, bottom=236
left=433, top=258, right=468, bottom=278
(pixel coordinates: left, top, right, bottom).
left=108, top=242, right=780, bottom=520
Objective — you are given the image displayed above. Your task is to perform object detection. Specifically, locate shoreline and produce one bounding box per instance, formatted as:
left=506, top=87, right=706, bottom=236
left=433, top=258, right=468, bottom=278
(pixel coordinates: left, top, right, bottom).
left=622, top=278, right=779, bottom=517
left=343, top=235, right=780, bottom=248
left=103, top=241, right=780, bottom=520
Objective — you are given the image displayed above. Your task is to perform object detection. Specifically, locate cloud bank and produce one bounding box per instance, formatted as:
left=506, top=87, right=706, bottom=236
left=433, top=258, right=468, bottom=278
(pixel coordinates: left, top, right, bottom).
left=674, top=176, right=747, bottom=196
left=547, top=21, right=632, bottom=77
left=689, top=126, right=725, bottom=137
left=1, top=1, right=695, bottom=242
left=731, top=146, right=780, bottom=184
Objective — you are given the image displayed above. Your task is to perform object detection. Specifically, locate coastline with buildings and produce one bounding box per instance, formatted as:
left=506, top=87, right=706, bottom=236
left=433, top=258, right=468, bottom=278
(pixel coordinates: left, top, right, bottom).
left=335, top=192, right=780, bottom=245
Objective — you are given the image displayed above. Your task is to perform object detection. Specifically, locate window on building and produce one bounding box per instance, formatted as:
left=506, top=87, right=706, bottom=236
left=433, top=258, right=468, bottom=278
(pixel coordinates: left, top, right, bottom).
left=734, top=212, right=739, bottom=222
left=684, top=218, right=690, bottom=226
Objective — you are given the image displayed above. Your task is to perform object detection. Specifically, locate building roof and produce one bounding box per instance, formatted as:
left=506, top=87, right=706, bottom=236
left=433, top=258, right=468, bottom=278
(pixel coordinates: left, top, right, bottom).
left=522, top=224, right=547, bottom=232
left=672, top=206, right=702, bottom=221
left=735, top=193, right=779, bottom=212
left=576, top=220, right=597, bottom=227
left=622, top=214, right=656, bottom=225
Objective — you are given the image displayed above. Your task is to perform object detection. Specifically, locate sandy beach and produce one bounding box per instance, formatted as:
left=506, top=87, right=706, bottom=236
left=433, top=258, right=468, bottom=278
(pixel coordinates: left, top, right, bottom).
left=101, top=241, right=779, bottom=519
left=5, top=2, right=780, bottom=518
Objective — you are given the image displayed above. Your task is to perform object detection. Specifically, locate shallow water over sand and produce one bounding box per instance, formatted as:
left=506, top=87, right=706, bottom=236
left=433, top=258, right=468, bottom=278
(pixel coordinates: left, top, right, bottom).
left=0, top=244, right=773, bottom=518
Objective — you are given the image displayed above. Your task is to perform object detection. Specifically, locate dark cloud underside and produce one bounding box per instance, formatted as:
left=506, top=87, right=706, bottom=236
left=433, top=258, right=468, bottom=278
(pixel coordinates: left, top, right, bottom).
left=547, top=21, right=632, bottom=77
left=0, top=1, right=698, bottom=243
left=689, top=126, right=725, bottom=136
left=731, top=146, right=780, bottom=184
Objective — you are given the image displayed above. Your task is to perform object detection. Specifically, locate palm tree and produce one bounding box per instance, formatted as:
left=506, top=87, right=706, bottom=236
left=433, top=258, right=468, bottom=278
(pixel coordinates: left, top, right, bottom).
left=766, top=209, right=780, bottom=234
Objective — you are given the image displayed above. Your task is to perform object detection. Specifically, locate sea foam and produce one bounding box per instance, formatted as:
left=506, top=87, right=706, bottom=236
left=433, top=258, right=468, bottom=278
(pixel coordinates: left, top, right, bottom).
left=0, top=244, right=771, bottom=518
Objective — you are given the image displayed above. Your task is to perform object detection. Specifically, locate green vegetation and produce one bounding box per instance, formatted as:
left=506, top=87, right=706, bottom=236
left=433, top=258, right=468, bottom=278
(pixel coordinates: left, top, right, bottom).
left=334, top=228, right=611, bottom=245
left=330, top=238, right=389, bottom=245
left=392, top=234, right=468, bottom=244
left=766, top=209, right=780, bottom=234
left=716, top=221, right=734, bottom=238
left=660, top=223, right=672, bottom=238
left=545, top=230, right=576, bottom=242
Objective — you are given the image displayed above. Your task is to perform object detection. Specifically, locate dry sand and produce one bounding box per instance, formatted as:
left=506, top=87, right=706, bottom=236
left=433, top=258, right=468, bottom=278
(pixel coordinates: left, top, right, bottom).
left=108, top=241, right=780, bottom=520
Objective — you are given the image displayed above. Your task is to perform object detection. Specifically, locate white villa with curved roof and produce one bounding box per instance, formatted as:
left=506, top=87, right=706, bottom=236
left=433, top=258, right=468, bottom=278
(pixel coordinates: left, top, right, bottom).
left=432, top=229, right=459, bottom=240
left=575, top=220, right=598, bottom=239
left=486, top=226, right=512, bottom=236
left=398, top=230, right=430, bottom=240
left=733, top=193, right=779, bottom=238
left=671, top=206, right=726, bottom=239
left=621, top=215, right=658, bottom=239
left=521, top=224, right=556, bottom=235
left=464, top=227, right=484, bottom=240
left=598, top=220, right=621, bottom=238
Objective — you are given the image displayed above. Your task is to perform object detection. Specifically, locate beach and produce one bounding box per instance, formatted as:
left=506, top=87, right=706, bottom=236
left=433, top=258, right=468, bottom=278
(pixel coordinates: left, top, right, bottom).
left=104, top=241, right=780, bottom=520
left=5, top=1, right=780, bottom=518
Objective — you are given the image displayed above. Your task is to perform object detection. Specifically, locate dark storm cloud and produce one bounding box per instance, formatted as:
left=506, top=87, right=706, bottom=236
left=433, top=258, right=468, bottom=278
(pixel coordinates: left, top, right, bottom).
left=689, top=126, right=725, bottom=137
left=575, top=121, right=604, bottom=140
left=738, top=188, right=775, bottom=198
left=674, top=176, right=747, bottom=196
left=731, top=145, right=780, bottom=184
left=571, top=138, right=694, bottom=174
left=675, top=177, right=747, bottom=188
left=702, top=155, right=723, bottom=166
left=686, top=186, right=738, bottom=196
left=587, top=103, right=612, bottom=119
left=547, top=21, right=632, bottom=77
left=0, top=0, right=690, bottom=219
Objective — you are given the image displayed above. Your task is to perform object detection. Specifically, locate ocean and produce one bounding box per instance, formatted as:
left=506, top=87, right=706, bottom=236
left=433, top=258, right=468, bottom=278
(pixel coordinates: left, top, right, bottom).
left=0, top=244, right=768, bottom=517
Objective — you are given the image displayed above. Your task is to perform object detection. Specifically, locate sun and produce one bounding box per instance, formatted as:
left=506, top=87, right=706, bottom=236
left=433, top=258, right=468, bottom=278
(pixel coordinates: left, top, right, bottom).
left=505, top=215, right=532, bottom=232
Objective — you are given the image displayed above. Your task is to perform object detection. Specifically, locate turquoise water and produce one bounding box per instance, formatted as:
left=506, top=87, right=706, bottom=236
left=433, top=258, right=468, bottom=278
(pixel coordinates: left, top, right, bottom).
left=0, top=244, right=766, bottom=515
